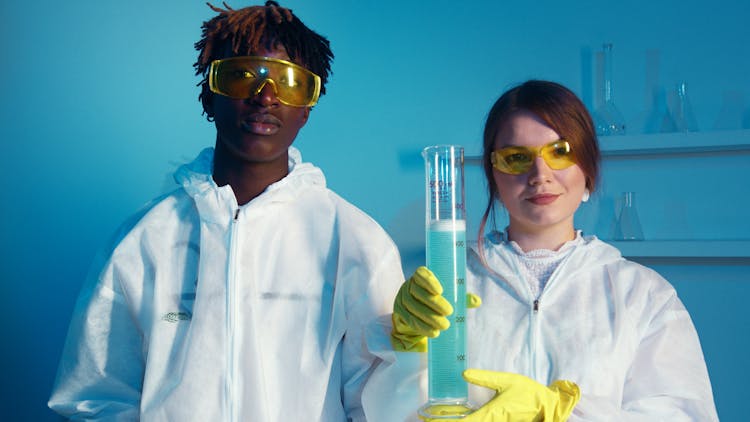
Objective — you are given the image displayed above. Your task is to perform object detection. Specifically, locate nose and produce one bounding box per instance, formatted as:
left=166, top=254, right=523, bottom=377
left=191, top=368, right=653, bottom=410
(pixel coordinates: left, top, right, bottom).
left=527, top=156, right=553, bottom=185
left=247, top=79, right=279, bottom=107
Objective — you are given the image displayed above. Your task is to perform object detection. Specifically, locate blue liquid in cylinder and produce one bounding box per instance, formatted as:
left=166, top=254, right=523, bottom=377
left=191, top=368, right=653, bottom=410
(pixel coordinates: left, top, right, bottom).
left=427, top=220, right=468, bottom=402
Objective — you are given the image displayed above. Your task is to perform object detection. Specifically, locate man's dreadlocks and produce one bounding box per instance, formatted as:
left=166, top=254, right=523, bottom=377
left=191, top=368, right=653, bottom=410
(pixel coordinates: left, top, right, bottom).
left=194, top=1, right=334, bottom=119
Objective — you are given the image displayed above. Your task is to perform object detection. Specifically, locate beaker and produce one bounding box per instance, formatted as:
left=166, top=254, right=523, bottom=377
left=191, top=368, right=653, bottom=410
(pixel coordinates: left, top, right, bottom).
left=419, top=145, right=472, bottom=419
left=614, top=191, right=644, bottom=240
left=594, top=43, right=627, bottom=136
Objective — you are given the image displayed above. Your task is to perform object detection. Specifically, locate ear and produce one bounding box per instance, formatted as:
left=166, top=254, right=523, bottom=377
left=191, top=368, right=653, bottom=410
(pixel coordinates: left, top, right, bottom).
left=581, top=188, right=590, bottom=203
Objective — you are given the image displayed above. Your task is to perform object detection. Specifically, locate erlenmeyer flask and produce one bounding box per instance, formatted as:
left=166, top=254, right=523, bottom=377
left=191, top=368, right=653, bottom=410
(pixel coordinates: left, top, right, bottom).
left=594, top=43, right=627, bottom=136
left=668, top=82, right=699, bottom=133
left=614, top=192, right=644, bottom=240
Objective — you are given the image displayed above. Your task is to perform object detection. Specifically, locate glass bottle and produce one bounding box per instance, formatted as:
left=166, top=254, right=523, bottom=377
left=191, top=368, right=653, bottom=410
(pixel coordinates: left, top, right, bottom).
left=594, top=43, right=627, bottom=136
left=614, top=192, right=644, bottom=240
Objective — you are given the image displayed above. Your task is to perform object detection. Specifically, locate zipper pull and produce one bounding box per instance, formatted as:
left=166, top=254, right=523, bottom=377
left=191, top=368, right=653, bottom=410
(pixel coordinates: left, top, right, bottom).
left=533, top=299, right=539, bottom=313
left=234, top=209, right=240, bottom=220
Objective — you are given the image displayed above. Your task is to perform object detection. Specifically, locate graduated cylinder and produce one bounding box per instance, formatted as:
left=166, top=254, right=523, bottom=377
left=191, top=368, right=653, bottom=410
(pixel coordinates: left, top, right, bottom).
left=420, top=145, right=471, bottom=419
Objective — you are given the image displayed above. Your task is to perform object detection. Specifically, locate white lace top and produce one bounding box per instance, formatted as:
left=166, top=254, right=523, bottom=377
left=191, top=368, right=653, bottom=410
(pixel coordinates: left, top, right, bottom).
left=506, top=230, right=584, bottom=299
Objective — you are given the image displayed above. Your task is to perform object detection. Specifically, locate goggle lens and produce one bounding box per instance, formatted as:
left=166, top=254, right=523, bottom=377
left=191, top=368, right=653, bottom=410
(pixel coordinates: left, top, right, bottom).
left=491, top=140, right=576, bottom=175
left=208, top=56, right=321, bottom=107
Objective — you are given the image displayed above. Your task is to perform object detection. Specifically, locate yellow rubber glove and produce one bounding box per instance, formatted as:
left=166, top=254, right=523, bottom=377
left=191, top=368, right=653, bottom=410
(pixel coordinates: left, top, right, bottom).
left=420, top=369, right=580, bottom=421
left=391, top=266, right=482, bottom=352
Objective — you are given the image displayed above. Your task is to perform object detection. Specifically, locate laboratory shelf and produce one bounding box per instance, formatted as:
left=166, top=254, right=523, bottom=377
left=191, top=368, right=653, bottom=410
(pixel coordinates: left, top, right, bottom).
left=598, top=129, right=750, bottom=157
left=463, top=129, right=750, bottom=163
left=608, top=240, right=750, bottom=261
left=455, top=131, right=750, bottom=266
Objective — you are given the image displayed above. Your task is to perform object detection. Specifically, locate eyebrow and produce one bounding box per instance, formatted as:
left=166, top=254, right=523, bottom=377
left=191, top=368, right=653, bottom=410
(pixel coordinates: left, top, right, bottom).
left=495, top=139, right=565, bottom=149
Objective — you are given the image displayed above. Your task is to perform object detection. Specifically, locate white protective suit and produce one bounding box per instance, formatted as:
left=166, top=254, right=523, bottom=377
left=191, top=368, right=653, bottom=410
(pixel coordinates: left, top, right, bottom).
left=49, top=147, right=405, bottom=421
left=362, top=234, right=719, bottom=421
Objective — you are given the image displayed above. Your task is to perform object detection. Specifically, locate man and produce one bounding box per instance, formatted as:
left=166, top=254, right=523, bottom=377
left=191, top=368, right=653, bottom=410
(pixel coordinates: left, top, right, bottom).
left=48, top=2, right=404, bottom=420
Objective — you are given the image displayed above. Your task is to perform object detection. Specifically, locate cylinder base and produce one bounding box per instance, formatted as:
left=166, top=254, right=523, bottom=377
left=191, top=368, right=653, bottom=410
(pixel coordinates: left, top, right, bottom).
left=418, top=399, right=474, bottom=420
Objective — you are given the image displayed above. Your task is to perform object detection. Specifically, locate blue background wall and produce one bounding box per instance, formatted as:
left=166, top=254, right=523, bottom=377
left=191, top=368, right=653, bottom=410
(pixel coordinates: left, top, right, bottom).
left=1, top=0, right=748, bottom=419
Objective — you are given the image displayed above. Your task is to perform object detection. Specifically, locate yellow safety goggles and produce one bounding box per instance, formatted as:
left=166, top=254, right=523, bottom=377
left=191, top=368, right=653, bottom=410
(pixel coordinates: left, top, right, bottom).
left=491, top=140, right=576, bottom=175
left=208, top=56, right=321, bottom=107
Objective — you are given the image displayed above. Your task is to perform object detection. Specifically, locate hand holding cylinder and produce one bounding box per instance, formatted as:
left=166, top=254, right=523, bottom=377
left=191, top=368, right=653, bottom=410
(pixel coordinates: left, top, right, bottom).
left=391, top=267, right=482, bottom=352
left=392, top=267, right=454, bottom=352
left=420, top=370, right=580, bottom=421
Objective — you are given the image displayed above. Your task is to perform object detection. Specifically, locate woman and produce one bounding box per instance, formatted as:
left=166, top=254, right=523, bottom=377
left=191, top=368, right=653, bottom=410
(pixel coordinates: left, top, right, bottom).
left=372, top=80, right=719, bottom=421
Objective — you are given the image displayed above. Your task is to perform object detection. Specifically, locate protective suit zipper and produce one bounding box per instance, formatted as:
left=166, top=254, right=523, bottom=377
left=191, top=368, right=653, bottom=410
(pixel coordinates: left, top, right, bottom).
left=226, top=209, right=241, bottom=421
left=530, top=297, right=540, bottom=381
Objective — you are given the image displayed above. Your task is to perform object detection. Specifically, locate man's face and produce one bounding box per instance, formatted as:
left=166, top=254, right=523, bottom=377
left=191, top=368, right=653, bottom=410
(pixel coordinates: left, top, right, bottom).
left=208, top=46, right=311, bottom=165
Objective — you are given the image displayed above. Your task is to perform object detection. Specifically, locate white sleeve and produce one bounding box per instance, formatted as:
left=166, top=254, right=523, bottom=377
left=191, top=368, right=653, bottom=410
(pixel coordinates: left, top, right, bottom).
left=48, top=261, right=144, bottom=420
left=361, top=314, right=427, bottom=422
left=340, top=237, right=408, bottom=421
left=570, top=293, right=719, bottom=421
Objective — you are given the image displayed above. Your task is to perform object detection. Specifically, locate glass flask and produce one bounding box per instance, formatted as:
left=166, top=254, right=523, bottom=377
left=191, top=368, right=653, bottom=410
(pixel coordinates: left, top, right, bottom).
left=643, top=86, right=677, bottom=134
left=614, top=192, right=644, bottom=241
left=668, top=82, right=699, bottom=133
left=594, top=43, right=627, bottom=136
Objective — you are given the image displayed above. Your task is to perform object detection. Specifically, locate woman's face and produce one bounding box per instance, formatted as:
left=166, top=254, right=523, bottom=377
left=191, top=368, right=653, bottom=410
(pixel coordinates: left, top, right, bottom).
left=492, top=110, right=587, bottom=239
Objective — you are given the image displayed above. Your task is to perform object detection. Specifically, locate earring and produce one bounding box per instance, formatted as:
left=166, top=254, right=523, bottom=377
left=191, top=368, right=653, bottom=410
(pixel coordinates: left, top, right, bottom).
left=582, top=188, right=590, bottom=203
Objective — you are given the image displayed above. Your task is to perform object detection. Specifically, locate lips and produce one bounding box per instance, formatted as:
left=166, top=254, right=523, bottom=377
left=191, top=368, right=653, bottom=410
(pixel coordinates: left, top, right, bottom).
left=527, top=193, right=559, bottom=205
left=241, top=113, right=282, bottom=135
